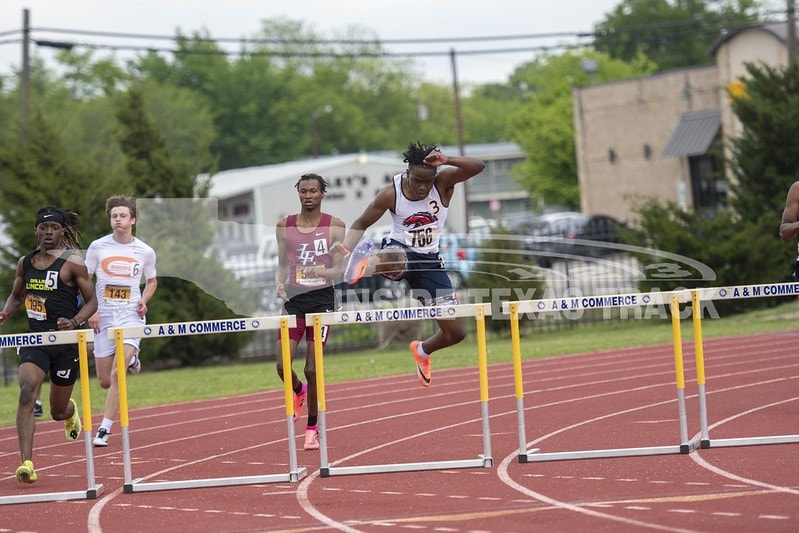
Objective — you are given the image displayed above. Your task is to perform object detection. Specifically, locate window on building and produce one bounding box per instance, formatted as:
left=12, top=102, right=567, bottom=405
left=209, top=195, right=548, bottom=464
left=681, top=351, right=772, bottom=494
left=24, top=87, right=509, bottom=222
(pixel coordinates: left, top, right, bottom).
left=689, top=154, right=726, bottom=215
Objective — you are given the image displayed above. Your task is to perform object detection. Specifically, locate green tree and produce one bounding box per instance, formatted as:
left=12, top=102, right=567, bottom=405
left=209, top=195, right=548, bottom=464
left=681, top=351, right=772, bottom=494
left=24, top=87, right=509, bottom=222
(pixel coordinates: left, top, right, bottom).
left=113, top=87, right=250, bottom=366
left=0, top=105, right=109, bottom=338
left=634, top=62, right=799, bottom=310
left=594, top=0, right=762, bottom=71
left=0, top=107, right=109, bottom=260
left=465, top=83, right=522, bottom=143
left=728, top=62, right=799, bottom=218
left=510, top=51, right=656, bottom=209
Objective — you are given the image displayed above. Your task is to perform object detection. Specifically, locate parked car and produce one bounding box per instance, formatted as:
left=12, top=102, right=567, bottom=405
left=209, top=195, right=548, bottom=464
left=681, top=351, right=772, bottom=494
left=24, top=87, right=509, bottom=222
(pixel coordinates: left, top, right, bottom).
left=438, top=233, right=473, bottom=289
left=523, top=212, right=630, bottom=268
left=499, top=211, right=540, bottom=233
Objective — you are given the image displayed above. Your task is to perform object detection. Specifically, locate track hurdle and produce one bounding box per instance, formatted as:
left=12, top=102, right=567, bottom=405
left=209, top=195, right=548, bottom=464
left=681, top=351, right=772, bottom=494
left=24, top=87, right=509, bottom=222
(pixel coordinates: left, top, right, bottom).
left=0, top=329, right=104, bottom=505
left=308, top=302, right=493, bottom=477
left=502, top=291, right=700, bottom=463
left=109, top=315, right=307, bottom=493
left=690, top=283, right=799, bottom=449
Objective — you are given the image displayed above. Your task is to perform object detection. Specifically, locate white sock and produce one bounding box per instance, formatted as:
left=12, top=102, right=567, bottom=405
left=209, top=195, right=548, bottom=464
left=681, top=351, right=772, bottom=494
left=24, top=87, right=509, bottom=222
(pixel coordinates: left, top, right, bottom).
left=101, top=418, right=114, bottom=432
left=417, top=343, right=429, bottom=358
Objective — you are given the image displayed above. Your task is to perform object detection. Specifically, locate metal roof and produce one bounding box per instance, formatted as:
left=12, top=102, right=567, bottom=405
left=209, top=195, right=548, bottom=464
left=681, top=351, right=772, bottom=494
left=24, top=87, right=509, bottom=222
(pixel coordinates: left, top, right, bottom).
left=709, top=22, right=793, bottom=56
left=662, top=109, right=721, bottom=157
left=205, top=143, right=524, bottom=198
left=205, top=153, right=402, bottom=199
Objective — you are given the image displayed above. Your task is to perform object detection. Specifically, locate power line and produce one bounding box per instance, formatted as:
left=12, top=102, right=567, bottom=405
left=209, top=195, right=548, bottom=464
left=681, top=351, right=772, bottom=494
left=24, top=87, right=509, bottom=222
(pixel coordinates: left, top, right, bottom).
left=0, top=9, right=786, bottom=63
left=31, top=26, right=587, bottom=45
left=0, top=8, right=784, bottom=46
left=12, top=40, right=586, bottom=59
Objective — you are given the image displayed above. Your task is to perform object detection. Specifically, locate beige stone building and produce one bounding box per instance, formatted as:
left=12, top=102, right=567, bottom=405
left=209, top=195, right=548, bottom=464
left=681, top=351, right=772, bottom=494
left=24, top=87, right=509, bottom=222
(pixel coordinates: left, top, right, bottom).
left=573, top=22, right=796, bottom=224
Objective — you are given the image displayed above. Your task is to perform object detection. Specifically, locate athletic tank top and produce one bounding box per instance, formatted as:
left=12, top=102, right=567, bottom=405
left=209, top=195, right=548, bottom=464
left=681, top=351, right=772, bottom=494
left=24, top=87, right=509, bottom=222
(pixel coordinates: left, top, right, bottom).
left=22, top=250, right=79, bottom=332
left=388, top=172, right=448, bottom=254
left=286, top=213, right=334, bottom=291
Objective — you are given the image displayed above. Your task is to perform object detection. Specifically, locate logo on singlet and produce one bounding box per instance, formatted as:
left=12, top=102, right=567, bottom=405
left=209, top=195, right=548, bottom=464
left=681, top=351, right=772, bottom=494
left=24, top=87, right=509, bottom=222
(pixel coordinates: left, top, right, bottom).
left=403, top=212, right=438, bottom=228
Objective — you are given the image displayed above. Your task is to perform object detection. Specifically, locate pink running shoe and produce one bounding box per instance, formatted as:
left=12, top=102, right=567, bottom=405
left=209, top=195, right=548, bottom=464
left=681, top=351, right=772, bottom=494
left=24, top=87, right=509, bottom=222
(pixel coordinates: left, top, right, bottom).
left=304, top=427, right=320, bottom=450
left=343, top=239, right=375, bottom=285
left=410, top=341, right=432, bottom=387
left=293, top=382, right=307, bottom=421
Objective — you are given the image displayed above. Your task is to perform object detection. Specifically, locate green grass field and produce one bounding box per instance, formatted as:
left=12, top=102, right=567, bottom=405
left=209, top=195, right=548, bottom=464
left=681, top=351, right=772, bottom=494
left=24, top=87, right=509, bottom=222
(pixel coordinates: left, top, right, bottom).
left=2, top=300, right=798, bottom=428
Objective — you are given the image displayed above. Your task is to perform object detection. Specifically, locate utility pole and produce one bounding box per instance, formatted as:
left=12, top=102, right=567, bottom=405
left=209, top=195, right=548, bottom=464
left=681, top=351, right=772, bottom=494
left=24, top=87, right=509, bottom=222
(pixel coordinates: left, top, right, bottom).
left=450, top=48, right=471, bottom=232
left=21, top=8, right=30, bottom=123
left=449, top=49, right=465, bottom=157
left=788, top=0, right=797, bottom=65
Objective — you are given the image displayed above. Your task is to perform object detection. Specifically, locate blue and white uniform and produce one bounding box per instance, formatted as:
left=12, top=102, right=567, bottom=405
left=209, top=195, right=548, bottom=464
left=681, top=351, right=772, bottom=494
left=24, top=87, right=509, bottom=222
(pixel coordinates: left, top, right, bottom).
left=383, top=172, right=456, bottom=305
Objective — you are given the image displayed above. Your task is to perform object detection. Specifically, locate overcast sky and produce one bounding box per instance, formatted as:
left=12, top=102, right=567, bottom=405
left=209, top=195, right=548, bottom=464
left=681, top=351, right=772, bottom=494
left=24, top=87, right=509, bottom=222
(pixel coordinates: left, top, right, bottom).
left=1, top=0, right=621, bottom=86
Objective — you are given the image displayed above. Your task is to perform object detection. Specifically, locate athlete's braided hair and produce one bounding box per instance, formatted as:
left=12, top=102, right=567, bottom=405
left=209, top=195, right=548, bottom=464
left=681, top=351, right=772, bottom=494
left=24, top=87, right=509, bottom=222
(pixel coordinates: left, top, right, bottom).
left=402, top=141, right=437, bottom=168
left=34, top=205, right=82, bottom=250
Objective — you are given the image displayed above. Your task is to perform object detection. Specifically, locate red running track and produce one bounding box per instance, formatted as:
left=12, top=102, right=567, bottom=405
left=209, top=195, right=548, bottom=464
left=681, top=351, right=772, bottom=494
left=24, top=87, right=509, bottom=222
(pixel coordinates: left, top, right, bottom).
left=1, top=329, right=798, bottom=532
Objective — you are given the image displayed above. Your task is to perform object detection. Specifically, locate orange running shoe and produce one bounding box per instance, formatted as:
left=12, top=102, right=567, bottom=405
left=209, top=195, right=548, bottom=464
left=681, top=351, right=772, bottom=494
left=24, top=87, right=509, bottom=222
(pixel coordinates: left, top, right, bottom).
left=343, top=239, right=375, bottom=285
left=410, top=341, right=432, bottom=387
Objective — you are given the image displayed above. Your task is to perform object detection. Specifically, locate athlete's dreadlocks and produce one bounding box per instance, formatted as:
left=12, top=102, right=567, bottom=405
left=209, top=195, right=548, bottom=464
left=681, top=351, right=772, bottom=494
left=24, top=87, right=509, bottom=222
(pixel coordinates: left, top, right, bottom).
left=34, top=205, right=82, bottom=251
left=402, top=141, right=438, bottom=168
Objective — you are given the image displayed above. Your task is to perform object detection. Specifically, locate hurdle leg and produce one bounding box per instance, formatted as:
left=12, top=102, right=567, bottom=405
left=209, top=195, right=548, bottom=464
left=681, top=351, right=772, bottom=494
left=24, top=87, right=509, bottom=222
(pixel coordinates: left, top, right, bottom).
left=313, top=315, right=332, bottom=477
left=670, top=294, right=697, bottom=453
left=279, top=318, right=304, bottom=481
left=110, top=328, right=137, bottom=492
left=691, top=290, right=711, bottom=448
left=77, top=331, right=104, bottom=498
left=475, top=305, right=493, bottom=467
left=509, top=304, right=539, bottom=463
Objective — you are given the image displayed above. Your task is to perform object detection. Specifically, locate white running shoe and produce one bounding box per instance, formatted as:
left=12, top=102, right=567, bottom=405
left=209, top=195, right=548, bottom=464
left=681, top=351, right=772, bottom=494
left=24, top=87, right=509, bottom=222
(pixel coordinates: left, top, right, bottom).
left=93, top=428, right=111, bottom=447
left=128, top=354, right=141, bottom=374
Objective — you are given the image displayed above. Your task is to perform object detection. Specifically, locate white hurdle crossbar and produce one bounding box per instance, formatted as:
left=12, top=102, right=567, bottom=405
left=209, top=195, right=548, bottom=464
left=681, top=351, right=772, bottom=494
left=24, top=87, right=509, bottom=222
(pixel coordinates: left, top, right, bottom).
left=0, top=329, right=103, bottom=505
left=308, top=303, right=493, bottom=477
left=690, top=283, right=799, bottom=449
left=502, top=291, right=700, bottom=462
left=109, top=315, right=305, bottom=494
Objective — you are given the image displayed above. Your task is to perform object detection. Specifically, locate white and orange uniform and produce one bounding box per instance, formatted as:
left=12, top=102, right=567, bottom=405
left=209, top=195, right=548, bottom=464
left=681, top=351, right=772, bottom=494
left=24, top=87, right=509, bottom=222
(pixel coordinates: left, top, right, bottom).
left=85, top=234, right=157, bottom=357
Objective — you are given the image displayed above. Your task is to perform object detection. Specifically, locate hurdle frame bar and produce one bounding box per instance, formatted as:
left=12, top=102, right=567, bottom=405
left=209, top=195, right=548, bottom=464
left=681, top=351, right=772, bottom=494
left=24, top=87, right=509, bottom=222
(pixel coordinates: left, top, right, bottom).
left=109, top=315, right=307, bottom=494
left=690, top=283, right=799, bottom=449
left=502, top=290, right=700, bottom=463
left=0, top=329, right=104, bottom=505
left=309, top=302, right=494, bottom=477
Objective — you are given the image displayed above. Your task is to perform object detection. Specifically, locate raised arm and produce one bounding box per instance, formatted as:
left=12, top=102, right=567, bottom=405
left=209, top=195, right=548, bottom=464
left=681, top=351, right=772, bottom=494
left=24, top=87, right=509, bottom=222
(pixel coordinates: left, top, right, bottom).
left=425, top=150, right=485, bottom=189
